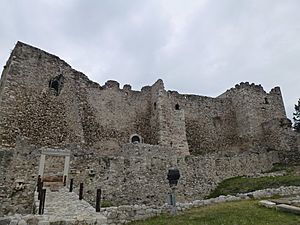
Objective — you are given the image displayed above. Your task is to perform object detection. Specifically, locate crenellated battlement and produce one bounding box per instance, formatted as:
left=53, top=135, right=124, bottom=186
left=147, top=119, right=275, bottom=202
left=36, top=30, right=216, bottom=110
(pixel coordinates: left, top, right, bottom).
left=104, top=80, right=120, bottom=89
left=269, top=86, right=282, bottom=95
left=219, top=82, right=266, bottom=98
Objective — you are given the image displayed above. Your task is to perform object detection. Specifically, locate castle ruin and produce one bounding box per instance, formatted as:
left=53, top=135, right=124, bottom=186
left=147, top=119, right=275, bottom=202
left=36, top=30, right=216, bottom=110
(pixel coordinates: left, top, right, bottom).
left=0, top=41, right=299, bottom=216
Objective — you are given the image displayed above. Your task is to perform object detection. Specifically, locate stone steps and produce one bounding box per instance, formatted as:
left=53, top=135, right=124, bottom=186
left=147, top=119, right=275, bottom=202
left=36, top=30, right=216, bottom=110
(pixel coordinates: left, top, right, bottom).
left=34, top=188, right=107, bottom=224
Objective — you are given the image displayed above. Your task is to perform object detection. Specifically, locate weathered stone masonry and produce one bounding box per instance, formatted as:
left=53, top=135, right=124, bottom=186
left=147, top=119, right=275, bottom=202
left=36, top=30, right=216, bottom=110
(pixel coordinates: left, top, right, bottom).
left=69, top=144, right=279, bottom=208
left=0, top=42, right=295, bottom=156
left=0, top=41, right=299, bottom=216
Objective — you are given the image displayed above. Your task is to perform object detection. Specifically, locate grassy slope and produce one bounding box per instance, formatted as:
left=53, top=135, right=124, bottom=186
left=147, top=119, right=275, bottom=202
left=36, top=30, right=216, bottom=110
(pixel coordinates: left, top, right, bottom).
left=128, top=200, right=300, bottom=225
left=207, top=175, right=300, bottom=198
left=129, top=164, right=300, bottom=224
left=208, top=163, right=300, bottom=198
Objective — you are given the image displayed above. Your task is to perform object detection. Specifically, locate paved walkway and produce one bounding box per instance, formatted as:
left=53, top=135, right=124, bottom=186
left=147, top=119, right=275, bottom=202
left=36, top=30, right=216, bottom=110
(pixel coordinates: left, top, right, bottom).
left=34, top=188, right=107, bottom=224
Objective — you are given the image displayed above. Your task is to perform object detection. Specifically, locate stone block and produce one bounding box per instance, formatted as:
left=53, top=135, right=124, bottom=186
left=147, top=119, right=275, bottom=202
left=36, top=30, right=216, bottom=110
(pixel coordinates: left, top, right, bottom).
left=0, top=218, right=11, bottom=225
left=277, top=204, right=300, bottom=215
left=9, top=220, right=18, bottom=225
left=17, top=220, right=27, bottom=225
left=272, top=199, right=291, bottom=205
left=259, top=200, right=276, bottom=208
left=192, top=200, right=203, bottom=206
left=95, top=216, right=107, bottom=225
left=37, top=221, right=49, bottom=225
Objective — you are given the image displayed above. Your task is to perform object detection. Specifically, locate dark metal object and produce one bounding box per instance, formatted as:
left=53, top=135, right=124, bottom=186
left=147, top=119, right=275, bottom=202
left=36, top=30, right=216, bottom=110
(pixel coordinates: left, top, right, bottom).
left=96, top=188, right=101, bottom=212
left=167, top=168, right=180, bottom=187
left=69, top=178, right=73, bottom=192
left=79, top=183, right=83, bottom=200
left=167, top=168, right=180, bottom=215
left=63, top=175, right=67, bottom=186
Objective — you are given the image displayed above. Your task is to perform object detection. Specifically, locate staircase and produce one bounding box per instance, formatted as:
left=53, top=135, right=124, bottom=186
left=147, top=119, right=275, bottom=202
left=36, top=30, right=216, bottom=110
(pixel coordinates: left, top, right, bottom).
left=34, top=188, right=107, bottom=224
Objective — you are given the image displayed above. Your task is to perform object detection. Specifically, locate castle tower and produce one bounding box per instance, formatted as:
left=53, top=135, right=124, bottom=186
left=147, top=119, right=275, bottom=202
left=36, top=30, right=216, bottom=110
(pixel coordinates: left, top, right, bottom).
left=218, top=82, right=286, bottom=143
left=150, top=79, right=190, bottom=156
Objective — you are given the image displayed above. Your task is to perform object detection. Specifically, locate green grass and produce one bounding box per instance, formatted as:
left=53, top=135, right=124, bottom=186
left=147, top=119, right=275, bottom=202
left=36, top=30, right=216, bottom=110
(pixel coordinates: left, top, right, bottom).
left=207, top=175, right=300, bottom=198
left=266, top=163, right=295, bottom=173
left=101, top=200, right=114, bottom=207
left=128, top=200, right=300, bottom=225
left=207, top=163, right=300, bottom=198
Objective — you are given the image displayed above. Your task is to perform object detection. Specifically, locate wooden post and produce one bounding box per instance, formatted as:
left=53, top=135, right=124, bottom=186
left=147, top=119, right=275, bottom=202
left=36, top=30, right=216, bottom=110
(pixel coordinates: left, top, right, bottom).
left=38, top=188, right=46, bottom=215
left=42, top=189, right=46, bottom=214
left=171, top=187, right=177, bottom=215
left=38, top=181, right=43, bottom=200
left=69, top=178, right=73, bottom=192
left=79, top=183, right=83, bottom=200
left=37, top=175, right=41, bottom=191
left=96, top=188, right=101, bottom=212
left=63, top=175, right=67, bottom=186
left=38, top=192, right=43, bottom=215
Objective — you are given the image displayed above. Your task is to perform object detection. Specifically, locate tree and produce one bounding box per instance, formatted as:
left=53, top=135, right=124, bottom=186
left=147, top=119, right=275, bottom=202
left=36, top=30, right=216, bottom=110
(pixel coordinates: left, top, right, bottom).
left=293, top=99, right=300, bottom=132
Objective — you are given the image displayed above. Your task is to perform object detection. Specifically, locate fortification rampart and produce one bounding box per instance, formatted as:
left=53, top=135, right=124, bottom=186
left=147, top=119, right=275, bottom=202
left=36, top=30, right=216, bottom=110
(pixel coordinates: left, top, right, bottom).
left=0, top=42, right=293, bottom=158
left=0, top=142, right=278, bottom=217
left=219, top=82, right=286, bottom=134
left=167, top=92, right=238, bottom=155
left=0, top=42, right=299, bottom=217
left=218, top=81, right=287, bottom=152
left=0, top=42, right=159, bottom=153
left=69, top=146, right=278, bottom=207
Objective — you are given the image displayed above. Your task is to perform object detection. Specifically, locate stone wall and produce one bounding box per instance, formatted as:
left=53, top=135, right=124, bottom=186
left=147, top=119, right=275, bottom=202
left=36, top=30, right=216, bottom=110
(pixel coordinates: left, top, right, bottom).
left=167, top=92, right=238, bottom=155
left=3, top=186, right=300, bottom=225
left=0, top=42, right=188, bottom=155
left=150, top=81, right=190, bottom=155
left=68, top=144, right=279, bottom=208
left=101, top=186, right=300, bottom=225
left=0, top=41, right=298, bottom=217
left=0, top=42, right=83, bottom=148
left=0, top=42, right=294, bottom=158
left=0, top=136, right=280, bottom=216
left=77, top=80, right=154, bottom=155
left=0, top=141, right=39, bottom=216
left=262, top=118, right=300, bottom=162
left=218, top=82, right=287, bottom=145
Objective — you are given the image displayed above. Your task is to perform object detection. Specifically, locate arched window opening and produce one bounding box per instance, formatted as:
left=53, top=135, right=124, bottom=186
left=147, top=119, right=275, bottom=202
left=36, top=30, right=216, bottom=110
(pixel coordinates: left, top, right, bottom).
left=49, top=74, right=64, bottom=96
left=175, top=104, right=180, bottom=110
left=130, top=134, right=143, bottom=144
left=131, top=135, right=141, bottom=143
left=51, top=80, right=59, bottom=93
left=154, top=102, right=157, bottom=110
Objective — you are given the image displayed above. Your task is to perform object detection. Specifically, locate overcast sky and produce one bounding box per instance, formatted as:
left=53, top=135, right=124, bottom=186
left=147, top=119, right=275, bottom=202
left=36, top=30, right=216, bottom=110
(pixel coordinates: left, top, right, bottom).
left=0, top=0, right=299, bottom=119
